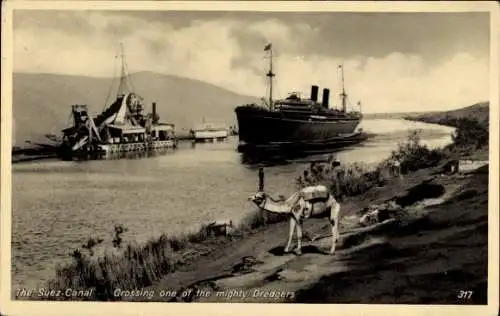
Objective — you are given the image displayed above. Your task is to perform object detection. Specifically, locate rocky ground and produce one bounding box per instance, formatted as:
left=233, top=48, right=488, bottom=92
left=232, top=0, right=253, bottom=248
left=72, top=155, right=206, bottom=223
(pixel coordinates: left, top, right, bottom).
left=124, top=163, right=489, bottom=305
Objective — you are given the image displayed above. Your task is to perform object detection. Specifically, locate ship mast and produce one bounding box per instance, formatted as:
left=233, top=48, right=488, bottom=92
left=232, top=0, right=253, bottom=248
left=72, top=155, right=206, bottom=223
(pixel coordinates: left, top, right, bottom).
left=117, top=43, right=132, bottom=97
left=265, top=43, right=275, bottom=110
left=339, top=64, right=347, bottom=112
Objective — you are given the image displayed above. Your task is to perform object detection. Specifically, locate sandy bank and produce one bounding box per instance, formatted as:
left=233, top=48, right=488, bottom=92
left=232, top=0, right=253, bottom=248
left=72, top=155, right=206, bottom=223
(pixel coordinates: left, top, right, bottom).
left=116, top=164, right=489, bottom=304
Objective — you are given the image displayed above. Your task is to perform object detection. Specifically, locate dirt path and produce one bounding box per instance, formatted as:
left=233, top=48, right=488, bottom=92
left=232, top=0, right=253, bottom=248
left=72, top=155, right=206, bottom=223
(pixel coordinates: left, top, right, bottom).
left=131, top=166, right=488, bottom=304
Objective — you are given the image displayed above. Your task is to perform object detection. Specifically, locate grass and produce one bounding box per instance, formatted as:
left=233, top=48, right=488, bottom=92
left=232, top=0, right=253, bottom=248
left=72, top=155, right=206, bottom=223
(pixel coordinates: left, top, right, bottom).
left=45, top=209, right=285, bottom=301
left=45, top=117, right=488, bottom=301
left=296, top=129, right=448, bottom=200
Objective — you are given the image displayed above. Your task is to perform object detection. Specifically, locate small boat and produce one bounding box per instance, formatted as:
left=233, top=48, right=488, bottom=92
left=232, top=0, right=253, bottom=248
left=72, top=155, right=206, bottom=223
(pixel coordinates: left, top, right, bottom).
left=58, top=44, right=177, bottom=160
left=189, top=120, right=229, bottom=143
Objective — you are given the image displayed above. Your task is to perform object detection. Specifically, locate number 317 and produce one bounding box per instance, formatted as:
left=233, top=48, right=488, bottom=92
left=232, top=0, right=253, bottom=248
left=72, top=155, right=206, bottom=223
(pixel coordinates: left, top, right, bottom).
left=457, top=290, right=473, bottom=299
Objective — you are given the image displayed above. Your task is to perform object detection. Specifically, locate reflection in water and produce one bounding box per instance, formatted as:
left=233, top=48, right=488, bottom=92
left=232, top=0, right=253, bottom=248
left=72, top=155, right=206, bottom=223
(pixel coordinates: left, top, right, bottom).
left=236, top=119, right=454, bottom=167
left=237, top=133, right=373, bottom=166
left=69, top=148, right=177, bottom=162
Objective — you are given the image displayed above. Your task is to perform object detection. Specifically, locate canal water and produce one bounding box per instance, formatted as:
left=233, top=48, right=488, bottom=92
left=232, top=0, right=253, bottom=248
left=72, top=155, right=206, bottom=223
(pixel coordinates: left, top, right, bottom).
left=11, top=119, right=454, bottom=291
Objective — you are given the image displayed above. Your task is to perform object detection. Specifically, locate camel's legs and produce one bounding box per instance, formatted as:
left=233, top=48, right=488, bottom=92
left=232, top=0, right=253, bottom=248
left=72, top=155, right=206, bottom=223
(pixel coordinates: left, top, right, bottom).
left=295, top=220, right=303, bottom=255
left=330, top=203, right=341, bottom=255
left=329, top=219, right=338, bottom=255
left=284, top=218, right=296, bottom=253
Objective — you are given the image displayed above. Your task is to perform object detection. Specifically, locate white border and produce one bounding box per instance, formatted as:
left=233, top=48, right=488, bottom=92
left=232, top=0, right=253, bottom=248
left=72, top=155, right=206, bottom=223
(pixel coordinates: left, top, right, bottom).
left=1, top=2, right=499, bottom=316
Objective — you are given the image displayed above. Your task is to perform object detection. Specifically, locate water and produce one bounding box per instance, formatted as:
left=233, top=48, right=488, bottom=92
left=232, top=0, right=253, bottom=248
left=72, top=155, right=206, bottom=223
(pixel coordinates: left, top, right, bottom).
left=11, top=119, right=454, bottom=290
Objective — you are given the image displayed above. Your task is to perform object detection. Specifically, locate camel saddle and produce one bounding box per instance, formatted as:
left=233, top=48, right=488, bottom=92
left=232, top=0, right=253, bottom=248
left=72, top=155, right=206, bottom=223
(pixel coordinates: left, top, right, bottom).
left=301, top=185, right=330, bottom=202
left=299, top=186, right=330, bottom=219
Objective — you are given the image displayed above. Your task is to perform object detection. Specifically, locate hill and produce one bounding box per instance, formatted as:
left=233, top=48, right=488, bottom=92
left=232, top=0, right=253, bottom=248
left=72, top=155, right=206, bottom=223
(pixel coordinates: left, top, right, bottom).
left=12, top=71, right=260, bottom=146
left=362, top=112, right=428, bottom=120
left=404, top=101, right=490, bottom=128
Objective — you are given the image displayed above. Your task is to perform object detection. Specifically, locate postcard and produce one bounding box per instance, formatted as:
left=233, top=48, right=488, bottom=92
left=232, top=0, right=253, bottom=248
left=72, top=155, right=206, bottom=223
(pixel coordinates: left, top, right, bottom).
left=1, top=1, right=498, bottom=316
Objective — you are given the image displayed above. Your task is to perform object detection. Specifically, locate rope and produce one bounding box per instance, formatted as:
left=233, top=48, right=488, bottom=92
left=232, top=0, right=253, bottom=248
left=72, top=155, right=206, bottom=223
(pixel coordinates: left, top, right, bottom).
left=124, top=60, right=136, bottom=92
left=274, top=53, right=282, bottom=102
left=103, top=53, right=119, bottom=111
left=274, top=50, right=282, bottom=101
left=66, top=110, right=73, bottom=127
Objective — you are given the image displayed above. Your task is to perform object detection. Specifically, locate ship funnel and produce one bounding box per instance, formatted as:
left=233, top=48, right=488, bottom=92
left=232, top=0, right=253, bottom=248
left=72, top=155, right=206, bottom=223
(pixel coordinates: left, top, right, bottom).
left=152, top=102, right=157, bottom=124
left=310, top=85, right=319, bottom=102
left=322, top=88, right=330, bottom=108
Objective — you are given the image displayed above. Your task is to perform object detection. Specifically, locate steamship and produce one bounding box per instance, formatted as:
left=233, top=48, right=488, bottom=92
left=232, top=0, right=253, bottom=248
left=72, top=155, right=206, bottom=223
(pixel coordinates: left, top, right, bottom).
left=235, top=44, right=363, bottom=149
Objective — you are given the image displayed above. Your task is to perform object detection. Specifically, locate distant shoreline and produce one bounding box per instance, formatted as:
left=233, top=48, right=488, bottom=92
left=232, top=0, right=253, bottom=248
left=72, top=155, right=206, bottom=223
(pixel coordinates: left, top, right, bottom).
left=12, top=155, right=59, bottom=164
left=403, top=101, right=489, bottom=129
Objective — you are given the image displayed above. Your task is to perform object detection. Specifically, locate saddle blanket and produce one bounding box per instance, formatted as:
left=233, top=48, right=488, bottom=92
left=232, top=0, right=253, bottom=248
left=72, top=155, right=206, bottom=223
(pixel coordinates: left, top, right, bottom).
left=301, top=185, right=330, bottom=202
left=299, top=186, right=331, bottom=219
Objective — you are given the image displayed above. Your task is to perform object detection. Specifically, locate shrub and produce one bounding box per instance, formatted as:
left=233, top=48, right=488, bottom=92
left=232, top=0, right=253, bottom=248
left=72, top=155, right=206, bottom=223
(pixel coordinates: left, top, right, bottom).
left=450, top=117, right=489, bottom=150
left=238, top=208, right=288, bottom=231
left=46, top=209, right=286, bottom=301
left=112, top=224, right=128, bottom=248
left=296, top=158, right=383, bottom=200
left=46, top=223, right=230, bottom=301
left=389, top=129, right=447, bottom=173
left=296, top=130, right=449, bottom=199
left=407, top=114, right=489, bottom=152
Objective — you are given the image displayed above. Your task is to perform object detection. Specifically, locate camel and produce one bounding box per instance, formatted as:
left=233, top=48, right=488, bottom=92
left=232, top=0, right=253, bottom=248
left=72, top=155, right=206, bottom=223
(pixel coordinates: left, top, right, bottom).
left=248, top=185, right=341, bottom=255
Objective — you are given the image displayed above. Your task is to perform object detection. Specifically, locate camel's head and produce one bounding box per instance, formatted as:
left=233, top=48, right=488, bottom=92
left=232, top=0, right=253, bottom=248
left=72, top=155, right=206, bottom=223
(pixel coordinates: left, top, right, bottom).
left=248, top=191, right=267, bottom=207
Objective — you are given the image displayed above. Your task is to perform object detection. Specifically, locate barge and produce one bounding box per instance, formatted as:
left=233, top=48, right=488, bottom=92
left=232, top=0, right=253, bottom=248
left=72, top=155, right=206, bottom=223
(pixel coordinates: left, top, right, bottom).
left=189, top=121, right=229, bottom=143
left=58, top=45, right=177, bottom=160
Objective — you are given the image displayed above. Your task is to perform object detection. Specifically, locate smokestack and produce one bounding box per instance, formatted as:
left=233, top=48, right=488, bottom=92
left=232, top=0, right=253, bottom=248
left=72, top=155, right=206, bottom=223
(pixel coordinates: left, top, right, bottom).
left=310, top=85, right=319, bottom=102
left=152, top=102, right=157, bottom=124
left=322, top=88, right=330, bottom=109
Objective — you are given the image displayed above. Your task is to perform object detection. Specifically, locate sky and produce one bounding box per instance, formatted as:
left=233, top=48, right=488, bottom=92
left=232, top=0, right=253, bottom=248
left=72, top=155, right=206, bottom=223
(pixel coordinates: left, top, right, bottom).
left=13, top=10, right=490, bottom=113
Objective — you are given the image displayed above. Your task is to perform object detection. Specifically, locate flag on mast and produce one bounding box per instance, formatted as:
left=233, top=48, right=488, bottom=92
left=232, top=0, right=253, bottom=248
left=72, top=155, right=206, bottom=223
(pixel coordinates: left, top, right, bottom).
left=264, top=43, right=272, bottom=51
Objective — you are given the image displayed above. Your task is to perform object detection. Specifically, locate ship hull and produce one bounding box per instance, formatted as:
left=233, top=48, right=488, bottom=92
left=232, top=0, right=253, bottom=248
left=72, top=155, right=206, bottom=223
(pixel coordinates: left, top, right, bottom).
left=58, top=140, right=177, bottom=161
left=235, top=106, right=361, bottom=145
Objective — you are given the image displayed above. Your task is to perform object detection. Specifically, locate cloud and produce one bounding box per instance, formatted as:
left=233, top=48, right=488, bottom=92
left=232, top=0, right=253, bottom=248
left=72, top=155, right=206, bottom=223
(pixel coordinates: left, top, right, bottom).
left=13, top=11, right=489, bottom=113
